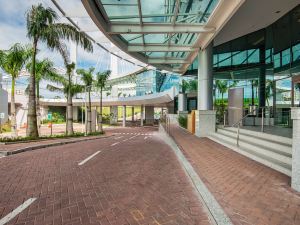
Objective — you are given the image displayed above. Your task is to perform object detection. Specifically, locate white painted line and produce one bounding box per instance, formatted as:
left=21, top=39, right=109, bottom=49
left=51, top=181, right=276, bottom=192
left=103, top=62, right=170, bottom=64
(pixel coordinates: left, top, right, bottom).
left=129, top=134, right=139, bottom=140
left=0, top=198, right=36, bottom=225
left=111, top=142, right=120, bottom=146
left=114, top=136, right=123, bottom=140
left=78, top=151, right=101, bottom=166
left=144, top=137, right=148, bottom=140
left=122, top=139, right=129, bottom=142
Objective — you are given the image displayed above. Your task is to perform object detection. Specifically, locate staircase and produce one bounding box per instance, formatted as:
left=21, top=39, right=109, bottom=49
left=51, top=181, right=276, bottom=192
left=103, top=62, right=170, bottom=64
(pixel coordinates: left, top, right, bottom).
left=208, top=126, right=292, bottom=176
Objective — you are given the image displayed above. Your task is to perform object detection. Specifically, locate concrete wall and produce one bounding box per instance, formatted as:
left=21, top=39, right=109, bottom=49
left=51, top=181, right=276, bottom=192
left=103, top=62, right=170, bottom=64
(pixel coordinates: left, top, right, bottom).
left=0, top=88, right=8, bottom=123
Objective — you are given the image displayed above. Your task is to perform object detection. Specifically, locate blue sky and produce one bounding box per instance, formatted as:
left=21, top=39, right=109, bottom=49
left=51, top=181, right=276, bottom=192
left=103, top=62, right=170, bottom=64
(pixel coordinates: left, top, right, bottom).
left=0, top=0, right=112, bottom=72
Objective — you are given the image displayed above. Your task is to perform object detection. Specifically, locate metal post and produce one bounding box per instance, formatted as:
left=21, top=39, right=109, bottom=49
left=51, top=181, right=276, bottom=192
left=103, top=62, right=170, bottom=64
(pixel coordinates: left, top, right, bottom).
left=261, top=107, right=264, bottom=132
left=0, top=118, right=2, bottom=134
left=85, top=87, right=87, bottom=136
left=237, top=123, right=240, bottom=146
left=81, top=101, right=84, bottom=133
left=50, top=117, right=53, bottom=136
left=223, top=110, right=226, bottom=126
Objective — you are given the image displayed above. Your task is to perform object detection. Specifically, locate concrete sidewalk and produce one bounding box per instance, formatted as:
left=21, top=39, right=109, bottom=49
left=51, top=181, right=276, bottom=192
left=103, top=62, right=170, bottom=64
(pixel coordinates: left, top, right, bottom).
left=168, top=124, right=300, bottom=225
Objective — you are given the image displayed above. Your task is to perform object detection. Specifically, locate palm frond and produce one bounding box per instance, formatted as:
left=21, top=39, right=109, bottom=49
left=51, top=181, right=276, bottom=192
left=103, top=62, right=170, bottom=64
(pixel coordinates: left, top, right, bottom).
left=46, top=84, right=63, bottom=93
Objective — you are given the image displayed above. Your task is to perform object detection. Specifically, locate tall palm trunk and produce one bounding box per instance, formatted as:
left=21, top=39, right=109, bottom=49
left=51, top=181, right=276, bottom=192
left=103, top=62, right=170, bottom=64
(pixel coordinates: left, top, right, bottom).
left=87, top=90, right=92, bottom=134
left=11, top=77, right=17, bottom=137
left=66, top=72, right=74, bottom=135
left=27, top=40, right=39, bottom=137
left=36, top=81, right=41, bottom=135
left=98, top=87, right=103, bottom=132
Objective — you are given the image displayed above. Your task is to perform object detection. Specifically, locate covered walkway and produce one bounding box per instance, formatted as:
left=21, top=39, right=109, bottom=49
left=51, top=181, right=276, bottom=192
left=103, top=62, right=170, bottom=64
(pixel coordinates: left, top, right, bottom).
left=167, top=124, right=300, bottom=225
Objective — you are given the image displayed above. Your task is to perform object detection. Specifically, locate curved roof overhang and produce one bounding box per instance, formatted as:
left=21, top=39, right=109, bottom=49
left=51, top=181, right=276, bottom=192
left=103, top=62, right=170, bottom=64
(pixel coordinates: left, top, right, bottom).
left=82, top=0, right=245, bottom=75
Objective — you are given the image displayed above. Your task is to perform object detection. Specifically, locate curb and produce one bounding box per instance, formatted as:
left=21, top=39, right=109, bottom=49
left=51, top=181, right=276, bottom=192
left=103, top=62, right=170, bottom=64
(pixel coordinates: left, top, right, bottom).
left=0, top=135, right=114, bottom=156
left=158, top=124, right=233, bottom=225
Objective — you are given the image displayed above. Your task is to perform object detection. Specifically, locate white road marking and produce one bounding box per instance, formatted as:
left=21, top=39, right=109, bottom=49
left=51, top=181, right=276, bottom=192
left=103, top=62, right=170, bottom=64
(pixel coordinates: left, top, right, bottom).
left=122, top=139, right=129, bottom=142
left=114, top=136, right=123, bottom=140
left=0, top=198, right=36, bottom=225
left=144, top=137, right=148, bottom=140
left=129, top=134, right=139, bottom=140
left=78, top=151, right=101, bottom=166
left=111, top=142, right=120, bottom=146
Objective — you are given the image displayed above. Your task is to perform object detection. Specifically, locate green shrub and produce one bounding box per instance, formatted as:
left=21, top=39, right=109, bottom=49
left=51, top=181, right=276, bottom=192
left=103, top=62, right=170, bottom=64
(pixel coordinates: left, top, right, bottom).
left=0, top=131, right=104, bottom=143
left=178, top=115, right=187, bottom=129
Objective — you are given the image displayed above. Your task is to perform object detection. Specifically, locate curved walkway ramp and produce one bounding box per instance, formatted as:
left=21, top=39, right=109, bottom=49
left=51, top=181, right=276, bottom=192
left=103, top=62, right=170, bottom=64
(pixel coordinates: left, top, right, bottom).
left=40, top=88, right=176, bottom=107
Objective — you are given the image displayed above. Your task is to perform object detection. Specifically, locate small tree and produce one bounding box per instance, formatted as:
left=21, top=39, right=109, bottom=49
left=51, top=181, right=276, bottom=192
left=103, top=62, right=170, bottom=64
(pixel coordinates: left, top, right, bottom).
left=77, top=67, right=94, bottom=134
left=0, top=43, right=31, bottom=136
left=26, top=3, right=93, bottom=137
left=94, top=70, right=111, bottom=132
left=26, top=59, right=58, bottom=132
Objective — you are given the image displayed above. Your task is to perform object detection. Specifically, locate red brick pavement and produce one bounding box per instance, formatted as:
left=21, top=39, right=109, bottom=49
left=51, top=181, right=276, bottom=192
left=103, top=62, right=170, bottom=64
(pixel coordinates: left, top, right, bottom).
left=0, top=127, right=211, bottom=225
left=169, top=125, right=300, bottom=225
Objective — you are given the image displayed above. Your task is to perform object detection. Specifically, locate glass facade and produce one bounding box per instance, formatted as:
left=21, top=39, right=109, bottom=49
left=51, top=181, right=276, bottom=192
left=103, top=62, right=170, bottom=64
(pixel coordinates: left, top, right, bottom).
left=185, top=4, right=300, bottom=128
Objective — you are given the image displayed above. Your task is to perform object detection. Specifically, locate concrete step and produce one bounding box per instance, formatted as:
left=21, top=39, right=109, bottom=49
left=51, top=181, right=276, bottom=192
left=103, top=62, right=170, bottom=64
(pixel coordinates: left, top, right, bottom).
left=208, top=132, right=292, bottom=177
left=217, top=128, right=292, bottom=158
left=221, top=126, right=292, bottom=146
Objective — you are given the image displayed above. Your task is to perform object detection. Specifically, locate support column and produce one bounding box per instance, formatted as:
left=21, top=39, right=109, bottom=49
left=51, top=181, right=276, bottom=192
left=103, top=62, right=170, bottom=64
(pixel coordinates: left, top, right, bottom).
left=178, top=93, right=188, bottom=113
left=91, top=108, right=97, bottom=132
left=259, top=46, right=266, bottom=108
left=195, top=42, right=216, bottom=137
left=122, top=105, right=126, bottom=127
left=291, top=108, right=300, bottom=192
left=110, top=106, right=118, bottom=125
left=131, top=106, right=134, bottom=122
left=140, top=105, right=144, bottom=126
left=145, top=106, right=154, bottom=125
left=73, top=106, right=78, bottom=122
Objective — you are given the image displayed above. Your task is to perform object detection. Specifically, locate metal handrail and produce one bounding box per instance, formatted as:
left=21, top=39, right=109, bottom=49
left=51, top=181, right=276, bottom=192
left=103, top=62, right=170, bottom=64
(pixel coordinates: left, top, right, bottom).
left=230, top=107, right=266, bottom=146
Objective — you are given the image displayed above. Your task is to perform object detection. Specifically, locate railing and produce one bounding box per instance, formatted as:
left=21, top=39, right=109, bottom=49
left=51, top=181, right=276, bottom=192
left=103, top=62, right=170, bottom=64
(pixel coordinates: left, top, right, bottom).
left=228, top=107, right=267, bottom=146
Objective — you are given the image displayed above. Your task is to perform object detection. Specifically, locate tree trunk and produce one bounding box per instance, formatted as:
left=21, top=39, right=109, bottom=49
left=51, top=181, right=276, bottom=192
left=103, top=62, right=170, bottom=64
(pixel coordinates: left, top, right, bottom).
left=10, top=77, right=17, bottom=137
left=87, top=90, right=92, bottom=134
left=36, top=81, right=41, bottom=135
left=66, top=73, right=74, bottom=135
left=98, top=87, right=103, bottom=132
left=26, top=40, right=39, bottom=137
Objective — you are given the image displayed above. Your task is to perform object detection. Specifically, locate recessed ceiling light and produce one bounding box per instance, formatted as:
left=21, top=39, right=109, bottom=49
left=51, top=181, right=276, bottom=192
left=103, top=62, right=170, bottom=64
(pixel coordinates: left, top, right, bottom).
left=276, top=11, right=281, bottom=14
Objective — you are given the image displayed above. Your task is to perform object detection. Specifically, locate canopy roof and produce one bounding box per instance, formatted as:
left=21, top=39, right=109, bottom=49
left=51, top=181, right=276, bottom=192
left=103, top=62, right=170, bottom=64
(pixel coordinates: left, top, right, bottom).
left=82, top=0, right=245, bottom=74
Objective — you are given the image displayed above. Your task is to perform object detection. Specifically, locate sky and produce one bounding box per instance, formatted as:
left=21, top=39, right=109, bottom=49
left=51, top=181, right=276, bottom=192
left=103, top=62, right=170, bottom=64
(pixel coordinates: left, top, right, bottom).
left=0, top=0, right=139, bottom=76
left=0, top=0, right=142, bottom=97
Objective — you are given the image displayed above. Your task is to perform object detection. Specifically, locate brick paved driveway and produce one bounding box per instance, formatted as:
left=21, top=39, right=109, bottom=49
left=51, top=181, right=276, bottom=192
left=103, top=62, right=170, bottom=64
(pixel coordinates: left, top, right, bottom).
left=0, top=127, right=210, bottom=225
left=169, top=125, right=300, bottom=225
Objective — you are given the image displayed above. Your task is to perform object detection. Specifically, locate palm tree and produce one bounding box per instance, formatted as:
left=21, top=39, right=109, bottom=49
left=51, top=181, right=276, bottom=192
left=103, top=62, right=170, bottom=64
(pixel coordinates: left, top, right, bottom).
left=250, top=79, right=259, bottom=105
left=26, top=59, right=58, bottom=132
left=0, top=43, right=31, bottom=136
left=215, top=80, right=238, bottom=106
left=46, top=71, right=84, bottom=134
left=94, top=70, right=111, bottom=132
left=265, top=79, right=274, bottom=107
left=77, top=67, right=94, bottom=134
left=26, top=3, right=93, bottom=137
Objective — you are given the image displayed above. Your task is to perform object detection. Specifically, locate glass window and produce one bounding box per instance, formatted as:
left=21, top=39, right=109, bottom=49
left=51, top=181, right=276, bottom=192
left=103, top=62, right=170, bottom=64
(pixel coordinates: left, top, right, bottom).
left=213, top=54, right=218, bottom=67
left=281, top=49, right=291, bottom=66
left=274, top=53, right=281, bottom=68
left=265, top=49, right=273, bottom=64
left=218, top=53, right=231, bottom=67
left=247, top=49, right=259, bottom=64
left=232, top=51, right=247, bottom=65
left=292, top=43, right=300, bottom=62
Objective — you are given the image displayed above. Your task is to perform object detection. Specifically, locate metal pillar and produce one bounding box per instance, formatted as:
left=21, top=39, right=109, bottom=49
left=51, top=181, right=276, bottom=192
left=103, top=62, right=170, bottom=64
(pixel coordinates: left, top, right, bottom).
left=259, top=46, right=266, bottom=108
left=122, top=105, right=126, bottom=127
left=140, top=105, right=144, bottom=126
left=198, top=42, right=213, bottom=110
left=132, top=106, right=134, bottom=122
